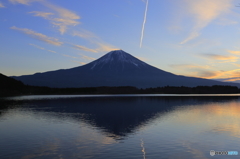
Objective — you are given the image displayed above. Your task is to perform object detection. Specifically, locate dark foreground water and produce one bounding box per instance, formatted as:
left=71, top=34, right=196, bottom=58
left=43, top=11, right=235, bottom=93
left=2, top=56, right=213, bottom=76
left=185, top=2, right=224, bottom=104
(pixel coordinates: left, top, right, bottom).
left=0, top=95, right=240, bottom=159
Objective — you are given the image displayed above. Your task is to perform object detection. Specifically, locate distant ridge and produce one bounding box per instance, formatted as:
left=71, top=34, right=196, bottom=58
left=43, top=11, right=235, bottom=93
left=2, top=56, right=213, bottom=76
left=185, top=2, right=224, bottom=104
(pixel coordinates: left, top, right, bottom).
left=11, top=50, right=240, bottom=88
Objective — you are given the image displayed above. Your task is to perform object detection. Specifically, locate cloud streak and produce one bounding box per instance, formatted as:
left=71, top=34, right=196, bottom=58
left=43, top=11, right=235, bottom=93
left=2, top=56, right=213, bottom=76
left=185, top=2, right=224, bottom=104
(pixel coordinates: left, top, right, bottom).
left=191, top=69, right=240, bottom=80
left=227, top=50, right=240, bottom=55
left=29, top=43, right=45, bottom=50
left=170, top=64, right=210, bottom=69
left=195, top=70, right=222, bottom=78
left=10, top=0, right=117, bottom=53
left=62, top=54, right=77, bottom=59
left=9, top=0, right=35, bottom=5
left=73, top=30, right=97, bottom=39
left=63, top=53, right=95, bottom=61
left=140, top=0, right=149, bottom=48
left=201, top=53, right=238, bottom=61
left=11, top=26, right=63, bottom=46
left=95, top=42, right=118, bottom=52
left=220, top=69, right=240, bottom=78
left=79, top=54, right=95, bottom=60
left=29, top=43, right=57, bottom=53
left=47, top=50, right=56, bottom=53
left=170, top=64, right=216, bottom=78
left=73, top=43, right=118, bottom=53
left=72, top=30, right=118, bottom=53
left=40, top=1, right=80, bottom=34
left=170, top=63, right=240, bottom=80
left=181, top=0, right=232, bottom=44
left=73, top=45, right=98, bottom=53
left=223, top=77, right=240, bottom=82
left=29, top=43, right=93, bottom=63
left=29, top=8, right=80, bottom=34
left=10, top=0, right=80, bottom=34
left=29, top=11, right=54, bottom=18
left=0, top=2, right=5, bottom=7
left=180, top=32, right=199, bottom=45
left=72, top=60, right=86, bottom=65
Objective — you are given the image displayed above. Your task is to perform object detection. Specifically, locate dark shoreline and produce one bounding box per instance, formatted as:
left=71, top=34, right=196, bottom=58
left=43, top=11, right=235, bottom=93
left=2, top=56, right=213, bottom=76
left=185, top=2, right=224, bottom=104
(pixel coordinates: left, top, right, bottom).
left=1, top=73, right=240, bottom=97
left=1, top=85, right=240, bottom=97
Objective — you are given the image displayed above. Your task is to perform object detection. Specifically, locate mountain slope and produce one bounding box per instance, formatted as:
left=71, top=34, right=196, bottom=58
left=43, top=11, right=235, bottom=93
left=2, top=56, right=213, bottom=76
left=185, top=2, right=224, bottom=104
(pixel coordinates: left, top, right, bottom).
left=11, top=50, right=240, bottom=88
left=0, top=73, right=25, bottom=89
left=0, top=73, right=25, bottom=96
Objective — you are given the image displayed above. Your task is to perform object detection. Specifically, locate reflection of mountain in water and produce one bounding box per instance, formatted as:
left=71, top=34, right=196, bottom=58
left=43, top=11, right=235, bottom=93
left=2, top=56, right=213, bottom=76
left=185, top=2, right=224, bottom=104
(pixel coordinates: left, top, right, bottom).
left=0, top=96, right=239, bottom=139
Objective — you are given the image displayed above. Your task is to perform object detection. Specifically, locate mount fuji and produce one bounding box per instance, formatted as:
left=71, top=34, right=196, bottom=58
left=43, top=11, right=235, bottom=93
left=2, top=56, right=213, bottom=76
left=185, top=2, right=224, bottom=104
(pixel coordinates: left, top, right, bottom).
left=12, top=50, right=240, bottom=88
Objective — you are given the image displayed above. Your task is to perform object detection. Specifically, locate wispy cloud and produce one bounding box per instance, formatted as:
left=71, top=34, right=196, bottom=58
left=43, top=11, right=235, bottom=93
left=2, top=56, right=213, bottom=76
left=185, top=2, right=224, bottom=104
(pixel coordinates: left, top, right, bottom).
left=95, top=43, right=118, bottom=52
left=72, top=30, right=118, bottom=53
left=29, top=43, right=57, bottom=53
left=47, top=50, right=56, bottom=53
left=170, top=64, right=215, bottom=78
left=29, top=42, right=90, bottom=62
left=78, top=54, right=95, bottom=60
left=201, top=53, right=238, bottom=61
left=11, top=0, right=80, bottom=34
left=73, top=43, right=118, bottom=53
left=227, top=50, right=240, bottom=55
left=39, top=1, right=80, bottom=34
left=223, top=77, right=240, bottom=82
left=232, top=63, right=240, bottom=67
left=180, top=32, right=199, bottom=44
left=62, top=54, right=77, bottom=59
left=29, top=11, right=54, bottom=18
left=216, top=18, right=238, bottom=25
left=217, top=69, right=240, bottom=80
left=72, top=30, right=96, bottom=39
left=195, top=70, right=222, bottom=78
left=11, top=26, right=63, bottom=46
left=0, top=2, right=5, bottom=7
left=29, top=42, right=93, bottom=63
left=9, top=0, right=36, bottom=5
left=73, top=45, right=98, bottom=53
left=29, top=7, right=80, bottom=34
left=192, top=68, right=240, bottom=80
left=10, top=0, right=117, bottom=52
left=62, top=53, right=95, bottom=61
left=170, top=63, right=240, bottom=80
left=29, top=43, right=45, bottom=50
left=72, top=60, right=86, bottom=65
left=42, top=1, right=80, bottom=22
left=170, top=64, right=210, bottom=69
left=180, top=0, right=233, bottom=44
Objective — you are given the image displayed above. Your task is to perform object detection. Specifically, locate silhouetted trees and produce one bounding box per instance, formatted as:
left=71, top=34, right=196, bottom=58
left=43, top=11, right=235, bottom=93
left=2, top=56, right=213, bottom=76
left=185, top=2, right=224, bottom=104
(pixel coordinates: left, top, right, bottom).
left=1, top=72, right=240, bottom=97
left=0, top=73, right=25, bottom=96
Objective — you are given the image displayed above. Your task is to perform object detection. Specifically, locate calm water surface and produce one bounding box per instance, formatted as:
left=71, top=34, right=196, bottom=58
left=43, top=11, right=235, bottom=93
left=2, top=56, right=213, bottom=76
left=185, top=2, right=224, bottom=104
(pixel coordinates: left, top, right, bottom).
left=0, top=95, right=240, bottom=159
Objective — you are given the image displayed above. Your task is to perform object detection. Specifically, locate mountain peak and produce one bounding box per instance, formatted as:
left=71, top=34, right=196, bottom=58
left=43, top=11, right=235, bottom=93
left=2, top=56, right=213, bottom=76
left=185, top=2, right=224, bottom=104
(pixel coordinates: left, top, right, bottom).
left=11, top=50, right=240, bottom=88
left=90, top=50, right=146, bottom=70
left=108, top=49, right=126, bottom=54
left=105, top=49, right=130, bottom=60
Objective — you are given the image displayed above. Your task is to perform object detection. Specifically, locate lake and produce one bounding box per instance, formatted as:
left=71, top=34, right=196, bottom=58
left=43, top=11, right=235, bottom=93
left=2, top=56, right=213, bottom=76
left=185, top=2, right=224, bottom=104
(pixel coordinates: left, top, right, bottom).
left=0, top=95, right=240, bottom=159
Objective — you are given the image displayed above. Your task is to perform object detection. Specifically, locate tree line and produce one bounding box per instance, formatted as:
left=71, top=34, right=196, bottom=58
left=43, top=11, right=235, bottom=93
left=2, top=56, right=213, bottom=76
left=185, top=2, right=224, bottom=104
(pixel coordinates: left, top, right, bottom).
left=1, top=85, right=240, bottom=97
left=1, top=73, right=240, bottom=96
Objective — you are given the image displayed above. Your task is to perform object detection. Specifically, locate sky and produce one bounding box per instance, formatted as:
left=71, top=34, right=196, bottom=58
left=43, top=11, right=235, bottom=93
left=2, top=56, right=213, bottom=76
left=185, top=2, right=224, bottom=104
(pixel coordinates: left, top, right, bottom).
left=1, top=0, right=240, bottom=82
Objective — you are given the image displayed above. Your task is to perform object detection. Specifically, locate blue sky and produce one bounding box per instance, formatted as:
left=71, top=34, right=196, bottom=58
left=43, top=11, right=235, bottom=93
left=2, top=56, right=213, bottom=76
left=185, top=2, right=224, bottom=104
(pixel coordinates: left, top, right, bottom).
left=1, top=0, right=240, bottom=82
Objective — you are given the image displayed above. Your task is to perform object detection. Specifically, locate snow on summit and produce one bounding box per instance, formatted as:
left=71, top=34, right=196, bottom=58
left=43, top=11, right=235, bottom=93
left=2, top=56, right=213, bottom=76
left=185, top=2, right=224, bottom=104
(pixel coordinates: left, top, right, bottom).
left=90, top=50, right=146, bottom=69
left=12, top=49, right=240, bottom=88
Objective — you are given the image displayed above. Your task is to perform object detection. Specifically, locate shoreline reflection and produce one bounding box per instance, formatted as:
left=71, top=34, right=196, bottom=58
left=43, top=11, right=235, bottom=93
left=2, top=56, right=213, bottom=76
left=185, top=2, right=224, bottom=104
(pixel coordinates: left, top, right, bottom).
left=0, top=96, right=240, bottom=159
